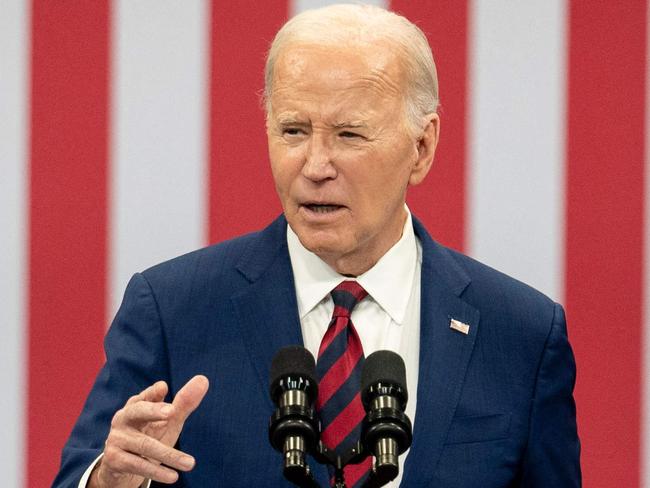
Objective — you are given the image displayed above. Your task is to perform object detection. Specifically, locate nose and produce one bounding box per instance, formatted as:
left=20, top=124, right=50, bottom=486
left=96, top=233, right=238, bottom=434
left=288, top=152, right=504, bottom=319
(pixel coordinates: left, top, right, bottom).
left=301, top=133, right=337, bottom=182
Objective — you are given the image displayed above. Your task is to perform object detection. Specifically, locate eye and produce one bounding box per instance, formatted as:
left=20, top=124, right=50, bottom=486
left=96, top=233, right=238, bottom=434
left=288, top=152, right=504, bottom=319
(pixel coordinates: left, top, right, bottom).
left=282, top=127, right=305, bottom=137
left=339, top=131, right=363, bottom=139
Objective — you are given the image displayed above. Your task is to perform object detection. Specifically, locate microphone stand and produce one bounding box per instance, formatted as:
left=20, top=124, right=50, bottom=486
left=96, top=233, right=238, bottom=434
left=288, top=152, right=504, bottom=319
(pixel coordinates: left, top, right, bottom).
left=272, top=399, right=407, bottom=488
left=312, top=440, right=366, bottom=488
left=293, top=439, right=394, bottom=488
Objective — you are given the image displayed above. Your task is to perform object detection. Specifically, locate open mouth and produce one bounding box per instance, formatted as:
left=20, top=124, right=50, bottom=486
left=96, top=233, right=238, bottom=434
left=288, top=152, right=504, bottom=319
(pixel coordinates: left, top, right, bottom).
left=303, top=204, right=343, bottom=213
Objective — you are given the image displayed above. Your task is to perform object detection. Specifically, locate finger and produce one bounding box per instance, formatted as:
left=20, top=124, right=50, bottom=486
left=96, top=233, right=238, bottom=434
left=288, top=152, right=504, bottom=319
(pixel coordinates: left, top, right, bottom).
left=102, top=444, right=180, bottom=484
left=126, top=381, right=169, bottom=407
left=110, top=430, right=196, bottom=472
left=112, top=401, right=174, bottom=429
left=172, top=375, right=209, bottom=422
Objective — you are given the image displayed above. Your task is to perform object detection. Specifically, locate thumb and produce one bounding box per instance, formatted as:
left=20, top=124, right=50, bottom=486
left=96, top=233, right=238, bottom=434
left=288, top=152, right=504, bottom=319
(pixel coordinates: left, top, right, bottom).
left=172, top=375, right=209, bottom=423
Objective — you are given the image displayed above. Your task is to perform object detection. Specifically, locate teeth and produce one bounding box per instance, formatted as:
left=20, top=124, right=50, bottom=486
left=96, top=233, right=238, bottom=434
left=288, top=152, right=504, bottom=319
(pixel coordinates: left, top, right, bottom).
left=307, top=204, right=340, bottom=213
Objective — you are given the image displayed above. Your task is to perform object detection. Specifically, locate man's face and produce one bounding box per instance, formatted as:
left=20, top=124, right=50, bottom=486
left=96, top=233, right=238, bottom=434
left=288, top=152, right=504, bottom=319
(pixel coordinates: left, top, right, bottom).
left=267, top=43, right=436, bottom=275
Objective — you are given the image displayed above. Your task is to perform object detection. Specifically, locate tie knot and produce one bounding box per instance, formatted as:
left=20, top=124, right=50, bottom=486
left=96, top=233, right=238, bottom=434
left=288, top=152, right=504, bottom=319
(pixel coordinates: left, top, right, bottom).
left=331, top=281, right=368, bottom=318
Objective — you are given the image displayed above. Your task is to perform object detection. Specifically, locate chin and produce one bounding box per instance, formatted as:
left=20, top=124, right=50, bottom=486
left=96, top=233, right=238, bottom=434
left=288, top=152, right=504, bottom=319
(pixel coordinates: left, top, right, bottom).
left=296, top=231, right=349, bottom=258
left=299, top=236, right=339, bottom=255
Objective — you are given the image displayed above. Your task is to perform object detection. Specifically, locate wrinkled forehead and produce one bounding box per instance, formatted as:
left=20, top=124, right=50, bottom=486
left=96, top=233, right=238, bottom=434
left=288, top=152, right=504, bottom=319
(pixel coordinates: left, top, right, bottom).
left=277, top=41, right=401, bottom=73
left=270, top=43, right=407, bottom=105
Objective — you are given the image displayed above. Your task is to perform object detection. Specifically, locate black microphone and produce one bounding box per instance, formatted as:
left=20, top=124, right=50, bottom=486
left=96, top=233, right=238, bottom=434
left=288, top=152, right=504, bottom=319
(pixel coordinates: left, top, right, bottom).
left=268, top=345, right=320, bottom=487
left=360, top=350, right=413, bottom=484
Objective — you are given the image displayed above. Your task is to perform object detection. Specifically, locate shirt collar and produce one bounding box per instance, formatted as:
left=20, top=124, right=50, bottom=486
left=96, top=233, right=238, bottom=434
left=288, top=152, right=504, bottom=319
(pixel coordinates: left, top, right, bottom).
left=287, top=206, right=418, bottom=324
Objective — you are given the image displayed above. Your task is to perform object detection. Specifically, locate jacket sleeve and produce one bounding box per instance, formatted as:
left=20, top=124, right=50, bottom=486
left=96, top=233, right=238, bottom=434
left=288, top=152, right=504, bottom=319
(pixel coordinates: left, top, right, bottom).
left=520, top=303, right=581, bottom=486
left=52, top=273, right=170, bottom=488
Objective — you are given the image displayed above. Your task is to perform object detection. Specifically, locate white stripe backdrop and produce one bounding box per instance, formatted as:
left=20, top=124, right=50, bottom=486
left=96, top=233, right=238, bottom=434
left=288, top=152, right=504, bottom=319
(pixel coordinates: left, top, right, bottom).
left=0, top=1, right=27, bottom=487
left=467, top=0, right=567, bottom=301
left=109, top=0, right=210, bottom=320
left=292, top=0, right=387, bottom=14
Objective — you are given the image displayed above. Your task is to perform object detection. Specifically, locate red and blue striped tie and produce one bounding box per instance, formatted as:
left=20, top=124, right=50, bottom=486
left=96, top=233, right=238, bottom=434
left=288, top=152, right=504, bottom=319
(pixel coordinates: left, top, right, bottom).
left=316, top=280, right=372, bottom=487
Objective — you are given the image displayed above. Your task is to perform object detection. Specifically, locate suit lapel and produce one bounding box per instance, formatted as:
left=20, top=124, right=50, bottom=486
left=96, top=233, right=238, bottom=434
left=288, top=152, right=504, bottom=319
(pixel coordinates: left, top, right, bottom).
left=401, top=220, right=480, bottom=486
left=229, top=216, right=331, bottom=486
left=231, top=216, right=304, bottom=410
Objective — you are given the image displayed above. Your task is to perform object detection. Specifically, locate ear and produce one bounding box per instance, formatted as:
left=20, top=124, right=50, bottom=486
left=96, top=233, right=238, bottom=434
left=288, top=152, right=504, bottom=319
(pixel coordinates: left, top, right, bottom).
left=409, top=113, right=440, bottom=186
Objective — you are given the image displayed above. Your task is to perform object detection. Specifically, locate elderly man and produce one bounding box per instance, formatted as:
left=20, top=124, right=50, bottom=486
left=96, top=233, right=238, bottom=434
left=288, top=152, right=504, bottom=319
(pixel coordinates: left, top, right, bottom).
left=54, top=4, right=580, bottom=488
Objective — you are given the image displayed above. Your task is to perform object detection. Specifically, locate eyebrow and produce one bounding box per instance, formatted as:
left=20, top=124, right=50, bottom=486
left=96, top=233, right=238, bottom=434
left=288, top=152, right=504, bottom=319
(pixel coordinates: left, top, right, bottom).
left=332, top=121, right=368, bottom=129
left=275, top=112, right=303, bottom=125
left=274, top=113, right=369, bottom=129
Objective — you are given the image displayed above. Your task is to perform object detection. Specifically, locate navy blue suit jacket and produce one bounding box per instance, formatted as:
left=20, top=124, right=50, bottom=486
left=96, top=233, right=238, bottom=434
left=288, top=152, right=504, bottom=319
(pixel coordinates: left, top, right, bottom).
left=54, top=215, right=580, bottom=487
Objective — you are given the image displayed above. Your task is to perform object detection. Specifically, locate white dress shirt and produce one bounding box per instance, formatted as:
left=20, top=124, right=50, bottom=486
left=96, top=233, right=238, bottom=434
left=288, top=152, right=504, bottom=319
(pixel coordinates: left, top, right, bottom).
left=80, top=208, right=422, bottom=488
left=287, top=207, right=422, bottom=488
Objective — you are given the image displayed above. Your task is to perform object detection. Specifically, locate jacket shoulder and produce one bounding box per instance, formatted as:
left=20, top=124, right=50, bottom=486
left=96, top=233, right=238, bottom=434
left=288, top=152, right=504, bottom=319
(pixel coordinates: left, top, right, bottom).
left=445, top=247, right=561, bottom=341
left=140, top=216, right=287, bottom=289
left=450, top=248, right=555, bottom=307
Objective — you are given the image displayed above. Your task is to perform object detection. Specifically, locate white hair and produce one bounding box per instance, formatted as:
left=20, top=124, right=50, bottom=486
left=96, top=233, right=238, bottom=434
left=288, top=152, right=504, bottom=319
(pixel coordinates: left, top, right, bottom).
left=263, top=3, right=439, bottom=135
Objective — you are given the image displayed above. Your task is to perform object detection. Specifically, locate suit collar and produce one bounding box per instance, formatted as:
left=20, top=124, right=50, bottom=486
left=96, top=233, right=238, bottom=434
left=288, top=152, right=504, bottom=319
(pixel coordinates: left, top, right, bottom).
left=235, top=215, right=472, bottom=294
left=234, top=215, right=289, bottom=283
left=411, top=216, right=471, bottom=297
left=232, top=216, right=303, bottom=402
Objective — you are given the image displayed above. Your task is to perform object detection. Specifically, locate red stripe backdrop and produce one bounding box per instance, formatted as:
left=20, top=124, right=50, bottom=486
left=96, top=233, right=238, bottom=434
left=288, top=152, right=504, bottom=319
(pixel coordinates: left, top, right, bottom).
left=566, top=1, right=647, bottom=486
left=390, top=0, right=468, bottom=252
left=28, top=1, right=110, bottom=486
left=209, top=0, right=287, bottom=243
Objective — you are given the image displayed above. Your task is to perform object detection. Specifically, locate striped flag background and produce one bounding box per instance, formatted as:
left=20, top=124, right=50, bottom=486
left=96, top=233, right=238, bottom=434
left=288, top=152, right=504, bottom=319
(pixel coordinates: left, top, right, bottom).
left=1, top=0, right=647, bottom=486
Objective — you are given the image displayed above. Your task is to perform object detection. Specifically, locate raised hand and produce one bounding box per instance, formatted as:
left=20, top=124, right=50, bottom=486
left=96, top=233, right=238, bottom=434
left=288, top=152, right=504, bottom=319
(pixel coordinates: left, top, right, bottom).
left=89, top=375, right=209, bottom=487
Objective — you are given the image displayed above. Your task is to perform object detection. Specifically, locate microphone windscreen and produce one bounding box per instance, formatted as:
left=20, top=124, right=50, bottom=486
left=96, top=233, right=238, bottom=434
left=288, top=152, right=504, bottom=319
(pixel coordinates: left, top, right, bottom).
left=270, top=345, right=317, bottom=389
left=361, top=350, right=407, bottom=395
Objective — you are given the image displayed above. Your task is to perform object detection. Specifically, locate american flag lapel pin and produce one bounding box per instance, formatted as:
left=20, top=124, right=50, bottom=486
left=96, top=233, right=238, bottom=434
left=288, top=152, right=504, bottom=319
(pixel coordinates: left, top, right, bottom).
left=449, top=318, right=470, bottom=335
